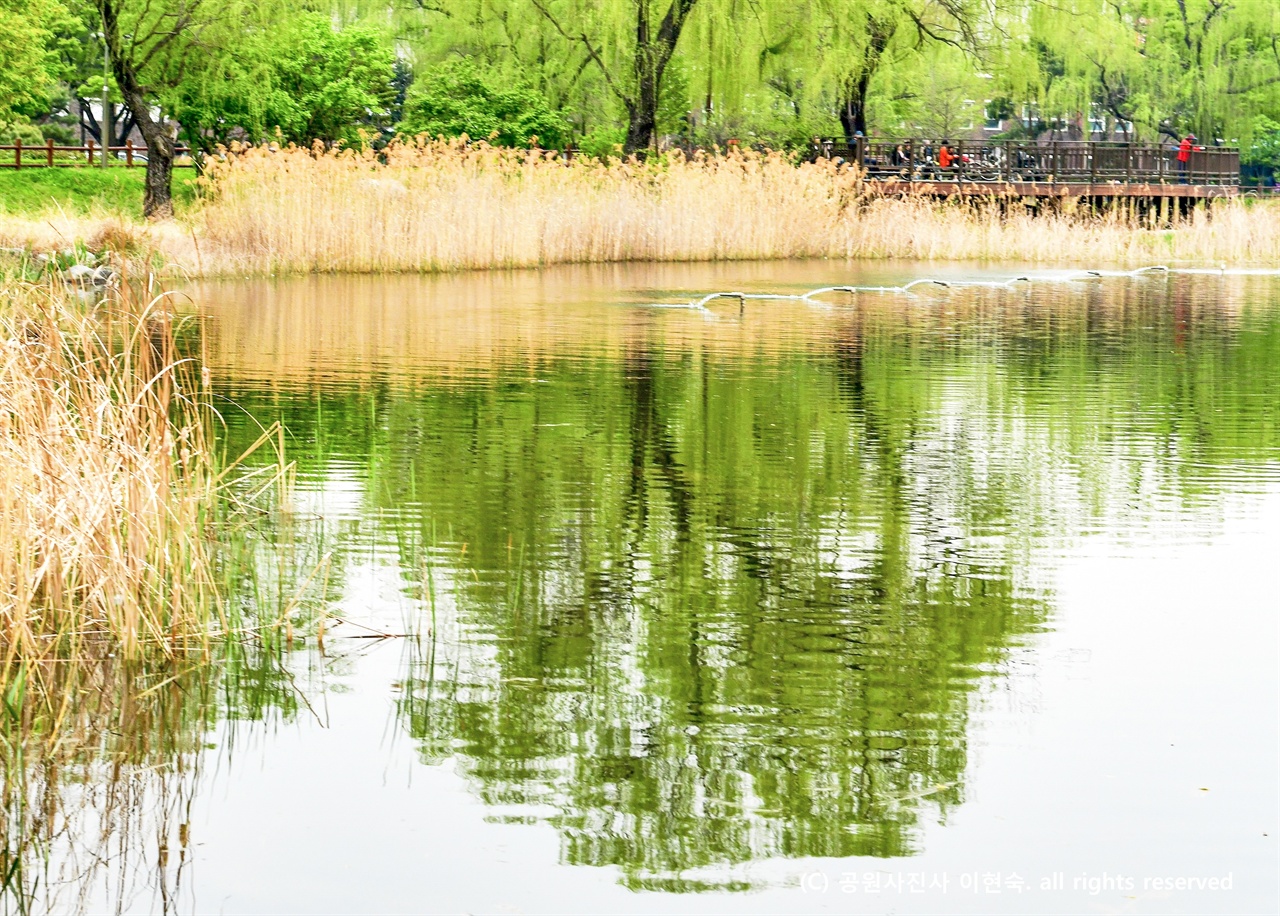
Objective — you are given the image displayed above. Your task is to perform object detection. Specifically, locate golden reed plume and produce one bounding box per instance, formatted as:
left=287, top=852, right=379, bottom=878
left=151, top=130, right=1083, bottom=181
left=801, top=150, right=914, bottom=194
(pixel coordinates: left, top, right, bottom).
left=3, top=141, right=1278, bottom=274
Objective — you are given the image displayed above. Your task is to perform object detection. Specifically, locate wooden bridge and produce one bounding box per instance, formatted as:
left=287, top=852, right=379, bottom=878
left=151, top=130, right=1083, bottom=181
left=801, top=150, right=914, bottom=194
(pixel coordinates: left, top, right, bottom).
left=818, top=137, right=1243, bottom=200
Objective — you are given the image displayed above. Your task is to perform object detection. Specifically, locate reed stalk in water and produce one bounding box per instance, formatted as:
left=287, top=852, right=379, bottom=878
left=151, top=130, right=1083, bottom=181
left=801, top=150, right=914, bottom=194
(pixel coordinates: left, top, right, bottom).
left=0, top=276, right=304, bottom=665
left=0, top=280, right=217, bottom=660
left=0, top=277, right=317, bottom=914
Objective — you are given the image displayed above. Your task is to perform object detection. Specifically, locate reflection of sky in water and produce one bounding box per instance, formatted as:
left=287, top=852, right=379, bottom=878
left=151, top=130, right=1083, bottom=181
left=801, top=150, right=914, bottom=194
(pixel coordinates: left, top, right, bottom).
left=42, top=265, right=1280, bottom=914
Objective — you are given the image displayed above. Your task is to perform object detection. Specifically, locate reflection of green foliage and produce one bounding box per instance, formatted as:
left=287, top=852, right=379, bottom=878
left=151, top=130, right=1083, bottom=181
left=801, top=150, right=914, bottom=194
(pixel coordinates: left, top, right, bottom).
left=213, top=279, right=1279, bottom=888
left=377, top=350, right=1037, bottom=879
left=998, top=285, right=1280, bottom=493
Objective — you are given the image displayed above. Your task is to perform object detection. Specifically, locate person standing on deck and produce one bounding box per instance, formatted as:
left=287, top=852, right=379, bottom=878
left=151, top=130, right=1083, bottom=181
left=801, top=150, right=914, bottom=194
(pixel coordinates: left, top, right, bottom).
left=1177, top=134, right=1195, bottom=183
left=938, top=140, right=958, bottom=178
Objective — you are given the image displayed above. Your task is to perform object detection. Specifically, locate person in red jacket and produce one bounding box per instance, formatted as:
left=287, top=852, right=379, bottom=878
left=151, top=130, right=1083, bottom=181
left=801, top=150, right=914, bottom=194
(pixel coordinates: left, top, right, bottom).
left=938, top=140, right=958, bottom=177
left=1177, top=134, right=1195, bottom=183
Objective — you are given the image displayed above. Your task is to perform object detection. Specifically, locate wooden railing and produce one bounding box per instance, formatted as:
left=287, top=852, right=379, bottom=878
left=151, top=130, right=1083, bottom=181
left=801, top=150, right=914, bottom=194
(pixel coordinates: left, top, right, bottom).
left=0, top=139, right=195, bottom=169
left=814, top=138, right=1241, bottom=187
left=2, top=136, right=1244, bottom=185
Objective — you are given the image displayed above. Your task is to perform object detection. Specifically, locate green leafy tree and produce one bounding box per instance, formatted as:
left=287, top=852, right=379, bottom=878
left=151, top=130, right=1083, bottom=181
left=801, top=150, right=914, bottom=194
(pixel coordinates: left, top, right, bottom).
left=0, top=0, right=74, bottom=125
left=522, top=0, right=702, bottom=153
left=42, top=1, right=134, bottom=147
left=723, top=0, right=996, bottom=144
left=266, top=16, right=395, bottom=146
left=1027, top=0, right=1280, bottom=142
left=397, top=58, right=571, bottom=148
left=95, top=0, right=223, bottom=218
left=1242, top=114, right=1280, bottom=182
left=167, top=13, right=395, bottom=155
left=876, top=41, right=987, bottom=139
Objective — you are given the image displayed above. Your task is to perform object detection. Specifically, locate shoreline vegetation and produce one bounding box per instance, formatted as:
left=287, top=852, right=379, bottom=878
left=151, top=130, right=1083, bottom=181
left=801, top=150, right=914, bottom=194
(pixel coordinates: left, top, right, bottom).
left=0, top=276, right=283, bottom=716
left=0, top=277, right=331, bottom=910
left=0, top=276, right=310, bottom=667
left=0, top=280, right=218, bottom=660
left=2, top=142, right=1280, bottom=277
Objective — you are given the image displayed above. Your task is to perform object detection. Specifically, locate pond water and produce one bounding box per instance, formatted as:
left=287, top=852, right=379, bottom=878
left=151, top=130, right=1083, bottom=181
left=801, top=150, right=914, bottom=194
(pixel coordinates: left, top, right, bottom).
left=39, top=263, right=1280, bottom=913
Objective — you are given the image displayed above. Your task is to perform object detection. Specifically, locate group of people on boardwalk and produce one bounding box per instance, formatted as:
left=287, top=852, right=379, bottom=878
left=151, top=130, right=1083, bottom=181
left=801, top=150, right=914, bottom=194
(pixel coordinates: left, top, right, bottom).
left=811, top=133, right=1212, bottom=183
left=813, top=137, right=970, bottom=175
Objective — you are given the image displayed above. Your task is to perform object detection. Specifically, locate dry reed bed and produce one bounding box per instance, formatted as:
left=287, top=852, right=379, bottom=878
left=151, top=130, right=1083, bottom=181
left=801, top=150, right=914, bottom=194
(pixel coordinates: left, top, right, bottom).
left=3, top=143, right=1278, bottom=273
left=0, top=280, right=219, bottom=663
left=0, top=279, right=304, bottom=910
left=189, top=141, right=1280, bottom=274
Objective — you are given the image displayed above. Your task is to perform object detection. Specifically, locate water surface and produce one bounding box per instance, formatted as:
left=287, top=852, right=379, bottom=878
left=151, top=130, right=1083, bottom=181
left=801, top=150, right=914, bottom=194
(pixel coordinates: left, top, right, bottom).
left=34, top=262, right=1280, bottom=913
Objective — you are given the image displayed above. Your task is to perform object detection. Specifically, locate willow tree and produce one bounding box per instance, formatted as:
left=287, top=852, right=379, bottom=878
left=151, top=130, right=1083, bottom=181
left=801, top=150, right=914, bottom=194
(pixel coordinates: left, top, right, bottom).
left=828, top=0, right=906, bottom=141
left=525, top=0, right=701, bottom=152
left=387, top=0, right=613, bottom=141
left=1028, top=0, right=1280, bottom=143
left=741, top=0, right=991, bottom=144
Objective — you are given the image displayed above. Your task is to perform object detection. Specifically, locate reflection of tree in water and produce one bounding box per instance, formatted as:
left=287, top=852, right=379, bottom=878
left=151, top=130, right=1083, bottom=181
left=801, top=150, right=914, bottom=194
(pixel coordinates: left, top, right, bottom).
left=376, top=341, right=1049, bottom=889
left=209, top=277, right=1278, bottom=890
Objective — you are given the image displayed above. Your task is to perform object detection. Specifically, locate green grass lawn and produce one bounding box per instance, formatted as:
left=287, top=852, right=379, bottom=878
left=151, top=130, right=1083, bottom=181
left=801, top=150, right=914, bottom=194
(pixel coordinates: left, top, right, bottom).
left=0, top=168, right=200, bottom=217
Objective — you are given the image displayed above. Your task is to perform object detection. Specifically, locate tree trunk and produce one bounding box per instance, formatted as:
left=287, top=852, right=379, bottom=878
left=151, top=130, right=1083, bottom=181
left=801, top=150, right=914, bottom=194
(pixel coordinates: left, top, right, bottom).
left=838, top=73, right=872, bottom=145
left=120, top=88, right=175, bottom=220
left=626, top=44, right=664, bottom=154
left=623, top=0, right=697, bottom=154
left=625, top=104, right=658, bottom=154
left=101, top=0, right=176, bottom=219
left=836, top=15, right=896, bottom=146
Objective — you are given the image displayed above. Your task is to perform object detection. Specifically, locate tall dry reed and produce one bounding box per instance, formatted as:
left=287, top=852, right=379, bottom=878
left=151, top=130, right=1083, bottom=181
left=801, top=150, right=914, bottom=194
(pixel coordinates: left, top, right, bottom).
left=6, top=143, right=1279, bottom=275
left=0, top=277, right=313, bottom=912
left=187, top=140, right=1280, bottom=274
left=0, top=280, right=223, bottom=663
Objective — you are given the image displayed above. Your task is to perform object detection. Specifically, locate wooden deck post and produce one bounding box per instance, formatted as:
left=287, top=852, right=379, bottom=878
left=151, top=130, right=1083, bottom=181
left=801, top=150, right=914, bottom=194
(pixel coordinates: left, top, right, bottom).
left=46, top=138, right=54, bottom=167
left=126, top=140, right=133, bottom=167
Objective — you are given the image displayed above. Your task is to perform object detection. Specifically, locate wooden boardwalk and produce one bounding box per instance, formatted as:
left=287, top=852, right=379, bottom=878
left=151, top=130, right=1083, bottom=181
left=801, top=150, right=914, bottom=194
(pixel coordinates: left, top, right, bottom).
left=820, top=137, right=1243, bottom=200
left=867, top=179, right=1239, bottom=199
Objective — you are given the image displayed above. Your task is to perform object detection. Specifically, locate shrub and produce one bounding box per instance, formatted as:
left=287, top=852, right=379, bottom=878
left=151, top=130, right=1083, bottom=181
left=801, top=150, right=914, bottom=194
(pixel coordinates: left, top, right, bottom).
left=0, top=121, right=45, bottom=146
left=397, top=59, right=570, bottom=149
